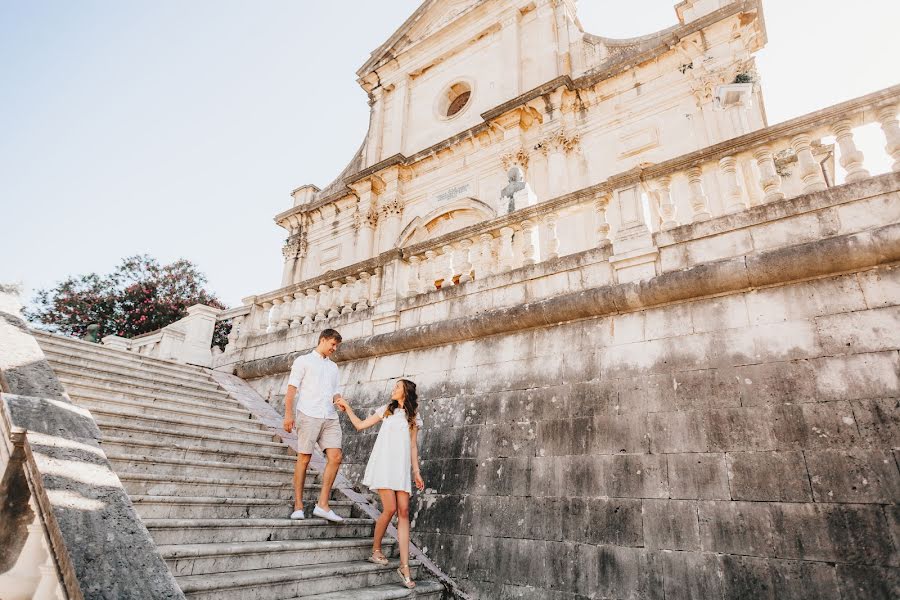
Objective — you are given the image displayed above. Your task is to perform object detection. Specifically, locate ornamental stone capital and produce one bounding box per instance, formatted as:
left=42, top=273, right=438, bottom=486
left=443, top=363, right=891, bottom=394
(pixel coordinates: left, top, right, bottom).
left=379, top=198, right=404, bottom=218
left=538, top=129, right=580, bottom=155
left=501, top=148, right=530, bottom=171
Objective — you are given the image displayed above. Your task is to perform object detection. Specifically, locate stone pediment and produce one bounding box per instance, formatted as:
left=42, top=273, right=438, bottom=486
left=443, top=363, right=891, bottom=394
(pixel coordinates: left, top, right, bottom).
left=358, top=0, right=488, bottom=77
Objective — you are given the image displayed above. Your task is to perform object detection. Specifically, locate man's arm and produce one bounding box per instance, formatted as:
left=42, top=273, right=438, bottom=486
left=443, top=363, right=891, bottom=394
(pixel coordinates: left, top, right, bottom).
left=283, top=385, right=297, bottom=432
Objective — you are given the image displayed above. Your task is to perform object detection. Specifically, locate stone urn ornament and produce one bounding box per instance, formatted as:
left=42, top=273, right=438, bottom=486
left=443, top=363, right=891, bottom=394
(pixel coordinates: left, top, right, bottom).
left=83, top=323, right=100, bottom=343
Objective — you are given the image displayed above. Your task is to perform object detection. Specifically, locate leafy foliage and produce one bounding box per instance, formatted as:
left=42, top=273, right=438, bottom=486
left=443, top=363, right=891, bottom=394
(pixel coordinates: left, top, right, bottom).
left=27, top=255, right=231, bottom=349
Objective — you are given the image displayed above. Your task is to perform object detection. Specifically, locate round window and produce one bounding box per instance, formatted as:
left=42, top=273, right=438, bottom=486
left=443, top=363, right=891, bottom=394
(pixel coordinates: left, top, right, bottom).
left=437, top=81, right=472, bottom=119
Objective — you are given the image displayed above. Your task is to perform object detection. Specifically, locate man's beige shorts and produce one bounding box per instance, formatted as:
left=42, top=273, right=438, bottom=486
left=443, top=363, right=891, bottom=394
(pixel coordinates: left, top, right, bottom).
left=296, top=413, right=342, bottom=454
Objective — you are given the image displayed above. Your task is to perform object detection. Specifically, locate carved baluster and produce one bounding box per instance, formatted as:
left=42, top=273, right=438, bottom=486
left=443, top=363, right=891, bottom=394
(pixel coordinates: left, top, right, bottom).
left=370, top=266, right=383, bottom=305
left=302, top=288, right=317, bottom=325
left=423, top=250, right=438, bottom=291
left=259, top=301, right=273, bottom=332
left=225, top=315, right=242, bottom=352
left=315, top=284, right=329, bottom=321
left=328, top=281, right=342, bottom=318
left=790, top=134, right=828, bottom=193
left=752, top=146, right=786, bottom=204
left=685, top=167, right=712, bottom=221
left=476, top=233, right=494, bottom=279
left=455, top=240, right=474, bottom=284
left=356, top=272, right=371, bottom=310
left=655, top=176, right=677, bottom=230
left=269, top=298, right=283, bottom=331
left=595, top=193, right=611, bottom=244
left=877, top=105, right=900, bottom=172
left=279, top=295, right=293, bottom=329
left=542, top=213, right=560, bottom=260
left=520, top=220, right=537, bottom=265
left=498, top=226, right=515, bottom=271
left=719, top=156, right=746, bottom=213
left=440, top=244, right=455, bottom=285
left=407, top=256, right=422, bottom=295
left=339, top=276, right=355, bottom=314
left=831, top=119, right=870, bottom=182
left=290, top=292, right=304, bottom=328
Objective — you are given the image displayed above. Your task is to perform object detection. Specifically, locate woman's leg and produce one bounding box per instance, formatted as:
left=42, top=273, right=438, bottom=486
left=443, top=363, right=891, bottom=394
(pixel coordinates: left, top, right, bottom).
left=396, top=491, right=411, bottom=576
left=373, top=489, right=396, bottom=555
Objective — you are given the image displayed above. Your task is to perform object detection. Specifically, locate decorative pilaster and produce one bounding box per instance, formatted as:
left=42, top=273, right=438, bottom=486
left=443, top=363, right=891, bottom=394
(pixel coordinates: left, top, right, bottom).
left=352, top=179, right=378, bottom=261
left=790, top=134, right=828, bottom=193
left=752, top=146, right=786, bottom=204
left=280, top=239, right=301, bottom=288
left=877, top=105, right=900, bottom=172
left=540, top=129, right=579, bottom=198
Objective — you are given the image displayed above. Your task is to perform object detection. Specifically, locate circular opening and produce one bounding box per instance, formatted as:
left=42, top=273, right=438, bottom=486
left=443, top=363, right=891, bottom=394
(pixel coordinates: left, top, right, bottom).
left=438, top=81, right=472, bottom=119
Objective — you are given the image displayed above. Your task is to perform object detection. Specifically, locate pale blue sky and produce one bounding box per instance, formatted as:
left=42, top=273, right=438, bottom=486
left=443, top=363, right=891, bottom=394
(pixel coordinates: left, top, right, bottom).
left=2, top=1, right=898, bottom=307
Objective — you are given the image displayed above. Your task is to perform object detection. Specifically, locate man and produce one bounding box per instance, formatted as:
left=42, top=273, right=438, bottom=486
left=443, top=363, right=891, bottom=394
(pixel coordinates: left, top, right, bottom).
left=283, top=328, right=345, bottom=522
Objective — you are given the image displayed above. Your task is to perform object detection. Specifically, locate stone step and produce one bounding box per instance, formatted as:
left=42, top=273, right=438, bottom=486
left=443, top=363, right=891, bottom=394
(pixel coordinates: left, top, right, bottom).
left=145, top=518, right=375, bottom=545
left=72, top=392, right=261, bottom=431
left=130, top=496, right=355, bottom=520
left=50, top=362, right=224, bottom=397
left=300, top=580, right=446, bottom=600
left=159, top=538, right=397, bottom=576
left=100, top=436, right=294, bottom=467
left=106, top=453, right=294, bottom=482
left=95, top=421, right=289, bottom=455
left=177, top=560, right=423, bottom=599
left=40, top=343, right=219, bottom=388
left=34, top=331, right=210, bottom=377
left=58, top=378, right=247, bottom=415
left=90, top=407, right=278, bottom=443
left=119, top=473, right=334, bottom=501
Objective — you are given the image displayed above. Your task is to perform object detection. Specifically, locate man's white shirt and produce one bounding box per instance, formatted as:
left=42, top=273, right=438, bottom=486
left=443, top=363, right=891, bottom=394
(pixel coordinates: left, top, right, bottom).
left=287, top=350, right=342, bottom=420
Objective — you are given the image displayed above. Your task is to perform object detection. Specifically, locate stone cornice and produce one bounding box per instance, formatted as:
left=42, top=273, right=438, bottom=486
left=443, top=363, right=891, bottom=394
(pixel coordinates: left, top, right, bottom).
left=280, top=0, right=764, bottom=224
left=235, top=220, right=900, bottom=379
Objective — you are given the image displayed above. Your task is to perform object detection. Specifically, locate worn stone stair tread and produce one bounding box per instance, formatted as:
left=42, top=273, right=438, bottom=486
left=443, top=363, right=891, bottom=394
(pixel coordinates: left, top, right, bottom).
left=94, top=422, right=288, bottom=451
left=131, top=495, right=354, bottom=509
left=62, top=382, right=250, bottom=414
left=296, top=580, right=445, bottom=599
left=101, top=437, right=294, bottom=462
left=145, top=518, right=374, bottom=529
left=118, top=472, right=298, bottom=488
left=157, top=538, right=391, bottom=558
left=70, top=390, right=256, bottom=425
left=176, top=559, right=422, bottom=592
left=89, top=407, right=274, bottom=438
left=41, top=347, right=222, bottom=387
left=106, top=453, right=295, bottom=476
left=55, top=373, right=238, bottom=405
left=51, top=364, right=224, bottom=396
left=34, top=331, right=210, bottom=374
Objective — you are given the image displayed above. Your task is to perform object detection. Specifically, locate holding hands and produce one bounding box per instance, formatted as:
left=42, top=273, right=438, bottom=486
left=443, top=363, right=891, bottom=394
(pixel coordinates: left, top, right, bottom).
left=335, top=397, right=351, bottom=412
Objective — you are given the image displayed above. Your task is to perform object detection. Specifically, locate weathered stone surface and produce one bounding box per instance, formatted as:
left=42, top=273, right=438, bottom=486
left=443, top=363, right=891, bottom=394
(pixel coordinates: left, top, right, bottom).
left=806, top=449, right=900, bottom=503
left=642, top=500, right=700, bottom=551
left=666, top=453, right=731, bottom=500
left=726, top=451, right=812, bottom=501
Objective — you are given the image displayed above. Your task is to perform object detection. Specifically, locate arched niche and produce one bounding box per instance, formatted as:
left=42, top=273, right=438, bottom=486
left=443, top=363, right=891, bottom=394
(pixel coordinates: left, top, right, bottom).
left=397, top=197, right=496, bottom=247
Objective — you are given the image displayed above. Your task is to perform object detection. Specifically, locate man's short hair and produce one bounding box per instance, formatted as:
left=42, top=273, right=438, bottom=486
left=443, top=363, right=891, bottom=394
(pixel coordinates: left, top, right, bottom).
left=319, top=329, right=342, bottom=343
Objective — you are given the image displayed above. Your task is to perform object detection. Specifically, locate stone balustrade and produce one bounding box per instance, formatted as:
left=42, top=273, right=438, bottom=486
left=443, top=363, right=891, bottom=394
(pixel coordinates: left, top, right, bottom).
left=225, top=86, right=900, bottom=355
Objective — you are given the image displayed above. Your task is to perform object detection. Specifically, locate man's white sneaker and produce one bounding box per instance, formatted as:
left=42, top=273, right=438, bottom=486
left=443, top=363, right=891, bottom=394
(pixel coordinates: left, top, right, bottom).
left=289, top=509, right=305, bottom=520
left=313, top=504, right=344, bottom=523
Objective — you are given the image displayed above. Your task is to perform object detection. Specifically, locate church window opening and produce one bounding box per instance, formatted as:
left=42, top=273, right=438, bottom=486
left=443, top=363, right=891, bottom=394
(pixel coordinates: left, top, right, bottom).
left=438, top=81, right=472, bottom=119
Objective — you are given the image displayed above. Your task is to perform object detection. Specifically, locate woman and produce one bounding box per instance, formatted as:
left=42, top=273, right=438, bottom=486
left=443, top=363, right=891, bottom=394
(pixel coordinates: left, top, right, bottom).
left=336, top=379, right=425, bottom=589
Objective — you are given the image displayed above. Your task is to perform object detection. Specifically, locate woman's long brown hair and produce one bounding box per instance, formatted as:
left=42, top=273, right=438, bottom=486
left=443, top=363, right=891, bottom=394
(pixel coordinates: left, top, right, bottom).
left=383, top=379, right=419, bottom=429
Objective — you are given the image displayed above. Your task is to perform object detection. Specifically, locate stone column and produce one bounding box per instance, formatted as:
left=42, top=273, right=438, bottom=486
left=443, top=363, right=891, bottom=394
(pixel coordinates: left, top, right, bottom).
left=440, top=244, right=454, bottom=285
left=407, top=256, right=422, bottom=295
left=831, top=119, right=870, bottom=182
left=280, top=240, right=300, bottom=288
left=315, top=285, right=329, bottom=321
left=542, top=212, right=560, bottom=260
left=370, top=266, right=383, bottom=305
left=476, top=233, right=495, bottom=278
left=341, top=276, right=357, bottom=314
left=544, top=134, right=569, bottom=198
left=354, top=179, right=378, bottom=261
left=877, top=105, right=900, bottom=172
left=595, top=193, right=611, bottom=245
left=686, top=167, right=712, bottom=221
left=752, top=146, right=786, bottom=204
left=302, top=288, right=317, bottom=325
left=263, top=301, right=276, bottom=333
left=790, top=134, right=828, bottom=193
left=655, top=176, right=678, bottom=230
left=719, top=156, right=746, bottom=213
left=498, top=226, right=516, bottom=271
left=290, top=291, right=304, bottom=328
left=454, top=240, right=474, bottom=284
left=278, top=295, right=292, bottom=329
left=385, top=77, right=409, bottom=156
left=328, top=281, right=342, bottom=318
left=356, top=272, right=371, bottom=310
left=365, top=87, right=385, bottom=166
left=520, top=220, right=538, bottom=266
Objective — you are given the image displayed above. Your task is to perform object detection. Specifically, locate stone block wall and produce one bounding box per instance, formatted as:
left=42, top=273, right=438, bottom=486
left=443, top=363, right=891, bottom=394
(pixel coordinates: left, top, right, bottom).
left=316, top=266, right=899, bottom=599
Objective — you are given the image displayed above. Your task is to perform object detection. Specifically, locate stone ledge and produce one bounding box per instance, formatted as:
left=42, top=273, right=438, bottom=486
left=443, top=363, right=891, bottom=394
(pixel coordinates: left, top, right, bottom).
left=235, top=222, right=900, bottom=379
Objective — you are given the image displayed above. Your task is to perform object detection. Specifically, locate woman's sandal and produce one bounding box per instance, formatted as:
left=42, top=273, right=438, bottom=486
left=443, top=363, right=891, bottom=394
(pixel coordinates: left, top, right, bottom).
left=396, top=564, right=416, bottom=589
left=367, top=550, right=389, bottom=566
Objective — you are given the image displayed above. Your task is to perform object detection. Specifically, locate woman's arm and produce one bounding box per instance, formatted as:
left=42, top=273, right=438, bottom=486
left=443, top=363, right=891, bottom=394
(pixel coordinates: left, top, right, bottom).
left=410, top=424, right=424, bottom=491
left=338, top=400, right=382, bottom=431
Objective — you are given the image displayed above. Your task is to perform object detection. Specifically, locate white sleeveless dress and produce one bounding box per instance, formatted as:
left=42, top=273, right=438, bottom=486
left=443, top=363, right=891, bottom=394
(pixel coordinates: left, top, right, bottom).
left=362, top=404, right=423, bottom=494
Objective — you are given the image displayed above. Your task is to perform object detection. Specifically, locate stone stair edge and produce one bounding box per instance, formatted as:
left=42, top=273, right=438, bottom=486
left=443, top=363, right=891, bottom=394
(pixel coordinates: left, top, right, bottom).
left=93, top=420, right=288, bottom=449
left=117, top=472, right=300, bottom=487
left=107, top=453, right=295, bottom=474
left=50, top=362, right=223, bottom=394
left=131, top=495, right=354, bottom=506
left=41, top=345, right=219, bottom=385
left=296, top=580, right=446, bottom=600
left=143, top=518, right=372, bottom=529
left=89, top=407, right=274, bottom=438
left=157, top=537, right=389, bottom=557
left=59, top=379, right=247, bottom=412
left=103, top=437, right=294, bottom=461
left=73, top=392, right=258, bottom=426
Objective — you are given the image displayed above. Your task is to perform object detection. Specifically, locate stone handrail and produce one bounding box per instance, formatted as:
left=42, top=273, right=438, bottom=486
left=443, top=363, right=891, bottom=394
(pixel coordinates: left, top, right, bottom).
left=231, top=85, right=899, bottom=346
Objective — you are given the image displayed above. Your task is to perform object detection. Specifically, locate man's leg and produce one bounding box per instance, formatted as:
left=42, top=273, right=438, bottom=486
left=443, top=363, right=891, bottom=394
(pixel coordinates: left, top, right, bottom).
left=317, top=447, right=342, bottom=512
left=293, top=452, right=312, bottom=512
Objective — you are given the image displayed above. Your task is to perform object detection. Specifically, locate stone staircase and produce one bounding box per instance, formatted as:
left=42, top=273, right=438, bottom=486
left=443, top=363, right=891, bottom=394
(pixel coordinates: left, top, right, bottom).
left=34, top=331, right=445, bottom=599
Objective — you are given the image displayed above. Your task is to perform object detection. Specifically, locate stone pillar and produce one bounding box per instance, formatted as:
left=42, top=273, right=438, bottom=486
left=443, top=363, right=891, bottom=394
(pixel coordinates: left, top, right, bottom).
left=831, top=119, right=870, bottom=182
left=385, top=77, right=409, bottom=156
left=328, top=281, right=342, bottom=318
left=280, top=240, right=300, bottom=288
left=521, top=220, right=538, bottom=266
left=544, top=135, right=570, bottom=198
left=342, top=276, right=356, bottom=314
left=498, top=226, right=516, bottom=272
left=877, top=105, right=900, bottom=172
left=315, top=285, right=329, bottom=321
left=354, top=179, right=378, bottom=262
left=302, top=288, right=317, bottom=325
left=225, top=315, right=243, bottom=352
left=790, top=134, right=828, bottom=193
left=610, top=184, right=658, bottom=283
left=542, top=212, right=560, bottom=260
left=290, top=292, right=304, bottom=328
left=686, top=167, right=712, bottom=221
left=719, top=156, right=747, bottom=213
left=595, top=193, right=611, bottom=245
left=752, top=146, right=786, bottom=204
left=356, top=272, right=371, bottom=310
left=365, top=87, right=385, bottom=166
left=654, top=176, right=678, bottom=230
left=407, top=256, right=422, bottom=295
left=378, top=192, right=404, bottom=254
left=371, top=266, right=383, bottom=305
left=181, top=304, right=220, bottom=366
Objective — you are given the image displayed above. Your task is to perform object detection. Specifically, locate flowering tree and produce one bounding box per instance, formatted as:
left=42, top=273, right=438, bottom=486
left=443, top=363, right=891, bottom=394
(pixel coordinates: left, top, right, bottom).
left=27, top=255, right=231, bottom=349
